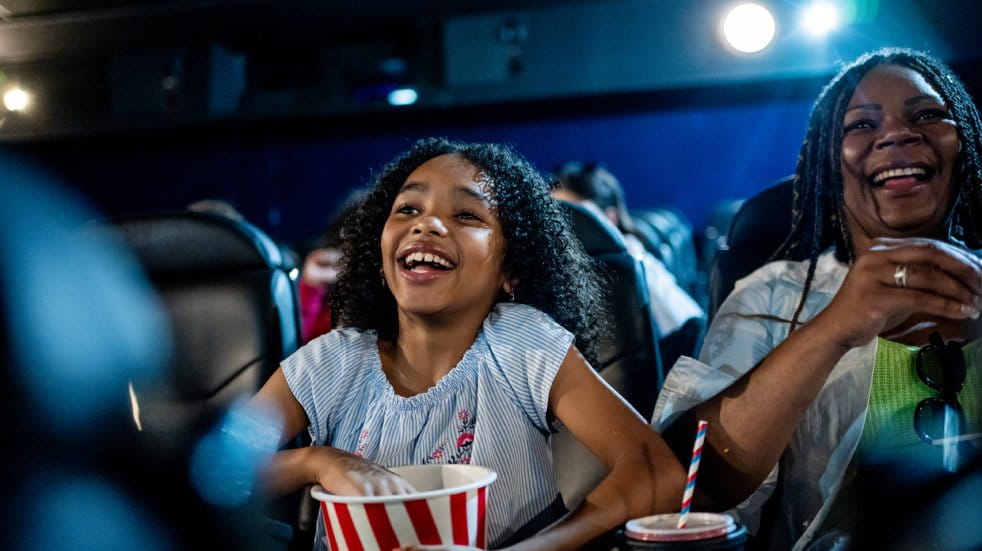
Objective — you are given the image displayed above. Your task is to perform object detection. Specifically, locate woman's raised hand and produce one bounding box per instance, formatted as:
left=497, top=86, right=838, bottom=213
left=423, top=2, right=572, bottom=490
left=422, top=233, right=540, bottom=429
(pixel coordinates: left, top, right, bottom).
left=308, top=447, right=417, bottom=496
left=819, top=237, right=982, bottom=349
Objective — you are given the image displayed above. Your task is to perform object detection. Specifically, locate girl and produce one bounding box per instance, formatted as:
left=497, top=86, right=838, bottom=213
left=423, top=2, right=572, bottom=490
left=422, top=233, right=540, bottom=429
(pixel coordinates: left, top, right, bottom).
left=253, top=138, right=684, bottom=549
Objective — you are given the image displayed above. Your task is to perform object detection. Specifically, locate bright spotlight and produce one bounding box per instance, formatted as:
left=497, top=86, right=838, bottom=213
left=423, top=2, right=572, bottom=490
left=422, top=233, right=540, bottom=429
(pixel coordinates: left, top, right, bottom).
left=801, top=1, right=840, bottom=37
left=722, top=3, right=777, bottom=54
left=4, top=88, right=29, bottom=111
left=387, top=87, right=418, bottom=106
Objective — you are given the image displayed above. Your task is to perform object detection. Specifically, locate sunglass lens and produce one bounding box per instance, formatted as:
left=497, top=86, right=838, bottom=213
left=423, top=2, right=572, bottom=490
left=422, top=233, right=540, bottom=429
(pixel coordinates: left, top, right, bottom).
left=915, top=399, right=966, bottom=443
left=917, top=349, right=945, bottom=388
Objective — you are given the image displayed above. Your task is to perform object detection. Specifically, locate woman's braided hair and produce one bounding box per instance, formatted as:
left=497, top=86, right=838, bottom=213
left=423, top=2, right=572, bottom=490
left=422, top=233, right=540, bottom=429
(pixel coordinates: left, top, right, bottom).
left=774, top=48, right=982, bottom=329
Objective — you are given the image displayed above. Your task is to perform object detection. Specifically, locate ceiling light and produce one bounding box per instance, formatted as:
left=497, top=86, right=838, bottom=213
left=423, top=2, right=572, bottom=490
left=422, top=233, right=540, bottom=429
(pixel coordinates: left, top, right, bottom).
left=4, top=88, right=29, bottom=111
left=801, top=1, right=841, bottom=37
left=387, top=87, right=418, bottom=106
left=722, top=3, right=777, bottom=54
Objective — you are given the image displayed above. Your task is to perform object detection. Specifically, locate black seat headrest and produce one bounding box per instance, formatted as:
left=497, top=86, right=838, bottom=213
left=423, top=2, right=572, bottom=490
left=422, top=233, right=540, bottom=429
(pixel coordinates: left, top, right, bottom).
left=103, top=209, right=300, bottom=450
left=110, top=211, right=288, bottom=277
left=726, top=176, right=796, bottom=254
left=632, top=208, right=699, bottom=295
left=560, top=200, right=628, bottom=256
left=709, top=176, right=800, bottom=316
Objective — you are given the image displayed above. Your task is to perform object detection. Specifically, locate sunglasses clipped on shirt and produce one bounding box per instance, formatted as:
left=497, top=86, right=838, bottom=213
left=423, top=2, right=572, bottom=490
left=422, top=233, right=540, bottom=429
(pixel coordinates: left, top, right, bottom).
left=914, top=332, right=967, bottom=445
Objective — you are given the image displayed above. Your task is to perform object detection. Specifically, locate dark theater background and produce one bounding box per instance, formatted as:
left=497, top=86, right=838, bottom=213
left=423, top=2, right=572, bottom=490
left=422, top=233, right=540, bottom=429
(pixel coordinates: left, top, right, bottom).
left=3, top=1, right=982, bottom=551
left=0, top=0, right=979, bottom=246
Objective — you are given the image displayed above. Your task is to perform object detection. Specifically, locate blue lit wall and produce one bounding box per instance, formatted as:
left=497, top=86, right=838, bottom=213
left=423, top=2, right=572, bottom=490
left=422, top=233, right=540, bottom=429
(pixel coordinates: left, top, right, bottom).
left=28, top=94, right=814, bottom=249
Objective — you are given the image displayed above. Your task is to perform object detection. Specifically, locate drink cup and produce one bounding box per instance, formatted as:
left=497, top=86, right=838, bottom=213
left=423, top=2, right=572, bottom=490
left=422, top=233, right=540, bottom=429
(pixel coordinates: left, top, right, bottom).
left=310, top=464, right=497, bottom=551
left=624, top=512, right=748, bottom=550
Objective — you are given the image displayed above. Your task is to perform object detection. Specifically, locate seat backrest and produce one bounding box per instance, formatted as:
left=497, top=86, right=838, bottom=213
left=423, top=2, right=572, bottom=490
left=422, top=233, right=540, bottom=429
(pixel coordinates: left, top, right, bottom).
left=708, top=176, right=800, bottom=317
left=551, top=201, right=663, bottom=509
left=632, top=208, right=699, bottom=297
left=1, top=176, right=269, bottom=549
left=562, top=201, right=664, bottom=406
left=110, top=211, right=302, bottom=444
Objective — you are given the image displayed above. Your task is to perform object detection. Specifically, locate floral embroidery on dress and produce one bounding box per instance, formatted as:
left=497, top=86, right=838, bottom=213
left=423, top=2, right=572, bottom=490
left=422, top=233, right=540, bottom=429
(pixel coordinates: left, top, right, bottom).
left=426, top=408, right=475, bottom=465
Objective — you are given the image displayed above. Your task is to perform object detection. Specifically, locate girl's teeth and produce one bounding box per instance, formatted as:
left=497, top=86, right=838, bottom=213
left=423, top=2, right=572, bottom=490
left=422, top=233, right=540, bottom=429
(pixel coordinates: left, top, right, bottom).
left=403, top=251, right=453, bottom=269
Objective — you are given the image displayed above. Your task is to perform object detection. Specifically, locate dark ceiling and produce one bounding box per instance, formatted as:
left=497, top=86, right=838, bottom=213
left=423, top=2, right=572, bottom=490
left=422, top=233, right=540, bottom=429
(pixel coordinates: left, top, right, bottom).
left=0, top=0, right=980, bottom=141
left=0, top=0, right=604, bottom=59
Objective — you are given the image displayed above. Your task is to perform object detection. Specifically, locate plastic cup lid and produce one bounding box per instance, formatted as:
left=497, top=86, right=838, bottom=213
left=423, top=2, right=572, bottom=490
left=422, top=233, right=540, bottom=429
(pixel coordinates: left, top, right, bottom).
left=625, top=512, right=735, bottom=542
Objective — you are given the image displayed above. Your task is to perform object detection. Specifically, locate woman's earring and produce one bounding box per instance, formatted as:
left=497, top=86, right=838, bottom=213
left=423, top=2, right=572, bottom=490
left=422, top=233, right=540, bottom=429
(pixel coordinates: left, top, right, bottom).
left=380, top=269, right=386, bottom=287
left=509, top=289, right=516, bottom=302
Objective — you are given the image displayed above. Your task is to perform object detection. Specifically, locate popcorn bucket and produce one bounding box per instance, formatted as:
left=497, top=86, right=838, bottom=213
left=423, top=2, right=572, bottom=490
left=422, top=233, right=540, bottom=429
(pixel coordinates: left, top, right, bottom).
left=310, top=464, right=497, bottom=551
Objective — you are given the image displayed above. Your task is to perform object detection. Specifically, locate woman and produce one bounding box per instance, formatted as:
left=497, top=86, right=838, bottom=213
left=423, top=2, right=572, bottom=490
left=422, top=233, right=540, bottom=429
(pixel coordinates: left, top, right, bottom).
left=654, top=49, right=982, bottom=550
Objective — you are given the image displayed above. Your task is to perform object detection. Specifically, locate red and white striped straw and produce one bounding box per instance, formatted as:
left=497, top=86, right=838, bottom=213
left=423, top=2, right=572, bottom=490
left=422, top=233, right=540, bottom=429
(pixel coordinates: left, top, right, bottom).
left=677, top=419, right=708, bottom=529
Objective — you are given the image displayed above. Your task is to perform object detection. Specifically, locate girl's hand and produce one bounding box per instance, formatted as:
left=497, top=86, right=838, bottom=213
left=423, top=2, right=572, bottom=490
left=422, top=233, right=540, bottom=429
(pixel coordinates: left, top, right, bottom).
left=818, top=237, right=982, bottom=349
left=308, top=447, right=417, bottom=496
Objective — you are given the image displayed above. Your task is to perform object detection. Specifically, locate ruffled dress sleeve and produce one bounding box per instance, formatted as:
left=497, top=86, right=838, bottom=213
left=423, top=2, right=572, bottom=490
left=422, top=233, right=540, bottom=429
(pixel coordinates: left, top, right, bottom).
left=280, top=327, right=373, bottom=445
left=481, top=303, right=575, bottom=433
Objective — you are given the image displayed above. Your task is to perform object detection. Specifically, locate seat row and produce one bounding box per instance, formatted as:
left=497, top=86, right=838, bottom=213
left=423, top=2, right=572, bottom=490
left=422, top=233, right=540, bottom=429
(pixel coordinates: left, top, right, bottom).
left=102, top=183, right=783, bottom=548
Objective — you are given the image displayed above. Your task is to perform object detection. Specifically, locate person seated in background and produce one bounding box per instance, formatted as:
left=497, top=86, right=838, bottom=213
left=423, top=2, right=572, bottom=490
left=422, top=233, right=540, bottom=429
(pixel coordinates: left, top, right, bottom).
left=551, top=162, right=706, bottom=364
left=654, top=48, right=982, bottom=550
left=250, top=138, right=685, bottom=549
left=298, top=193, right=364, bottom=343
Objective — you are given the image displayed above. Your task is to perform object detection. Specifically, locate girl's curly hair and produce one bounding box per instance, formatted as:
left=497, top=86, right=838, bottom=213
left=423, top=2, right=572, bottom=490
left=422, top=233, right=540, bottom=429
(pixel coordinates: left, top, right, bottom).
left=330, top=137, right=609, bottom=367
left=774, top=48, right=982, bottom=329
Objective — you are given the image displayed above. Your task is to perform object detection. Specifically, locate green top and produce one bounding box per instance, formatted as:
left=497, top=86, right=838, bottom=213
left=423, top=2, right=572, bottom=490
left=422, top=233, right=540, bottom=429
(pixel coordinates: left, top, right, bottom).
left=858, top=337, right=981, bottom=456
left=821, top=337, right=980, bottom=537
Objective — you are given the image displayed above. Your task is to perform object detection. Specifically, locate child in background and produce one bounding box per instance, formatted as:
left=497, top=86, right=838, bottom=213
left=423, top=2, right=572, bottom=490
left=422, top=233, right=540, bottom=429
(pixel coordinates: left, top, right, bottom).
left=299, top=194, right=364, bottom=343
left=252, top=138, right=684, bottom=549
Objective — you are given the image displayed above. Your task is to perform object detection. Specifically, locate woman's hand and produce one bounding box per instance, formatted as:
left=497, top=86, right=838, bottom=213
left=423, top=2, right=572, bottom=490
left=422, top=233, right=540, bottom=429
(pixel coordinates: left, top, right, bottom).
left=308, top=446, right=417, bottom=496
left=690, top=237, right=981, bottom=507
left=818, top=237, right=982, bottom=349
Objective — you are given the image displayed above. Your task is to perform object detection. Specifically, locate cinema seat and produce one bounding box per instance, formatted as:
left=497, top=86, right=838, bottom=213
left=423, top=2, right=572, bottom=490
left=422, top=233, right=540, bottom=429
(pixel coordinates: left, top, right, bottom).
left=109, top=210, right=301, bottom=445
left=708, top=177, right=804, bottom=317
left=552, top=201, right=663, bottom=509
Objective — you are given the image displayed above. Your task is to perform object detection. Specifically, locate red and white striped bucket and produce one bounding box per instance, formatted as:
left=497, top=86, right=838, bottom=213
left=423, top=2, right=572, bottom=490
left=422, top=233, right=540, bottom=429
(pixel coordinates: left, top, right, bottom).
left=310, top=464, right=497, bottom=551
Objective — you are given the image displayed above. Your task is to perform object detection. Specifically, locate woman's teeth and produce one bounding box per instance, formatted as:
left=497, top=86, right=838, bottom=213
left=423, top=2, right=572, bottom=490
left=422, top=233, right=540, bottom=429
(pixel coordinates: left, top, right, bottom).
left=872, top=166, right=927, bottom=184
